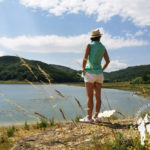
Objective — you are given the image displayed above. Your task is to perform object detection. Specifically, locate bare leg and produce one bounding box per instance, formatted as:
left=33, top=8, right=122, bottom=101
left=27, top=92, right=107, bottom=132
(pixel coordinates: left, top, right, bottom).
left=85, top=82, right=94, bottom=119
left=93, top=82, right=102, bottom=118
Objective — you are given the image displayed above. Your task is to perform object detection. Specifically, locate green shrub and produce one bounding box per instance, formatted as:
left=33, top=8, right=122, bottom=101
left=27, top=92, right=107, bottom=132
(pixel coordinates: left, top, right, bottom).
left=140, top=112, right=150, bottom=119
left=24, top=121, right=30, bottom=130
left=0, top=135, right=8, bottom=143
left=109, top=115, right=118, bottom=120
left=110, top=133, right=146, bottom=150
left=7, top=126, right=16, bottom=137
left=38, top=118, right=49, bottom=130
left=83, top=132, right=148, bottom=150
left=130, top=77, right=143, bottom=84
left=74, top=115, right=82, bottom=122
left=49, top=117, right=54, bottom=126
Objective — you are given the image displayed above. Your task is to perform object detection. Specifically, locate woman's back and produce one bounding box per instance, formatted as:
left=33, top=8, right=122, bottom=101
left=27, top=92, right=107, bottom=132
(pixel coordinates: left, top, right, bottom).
left=85, top=41, right=105, bottom=74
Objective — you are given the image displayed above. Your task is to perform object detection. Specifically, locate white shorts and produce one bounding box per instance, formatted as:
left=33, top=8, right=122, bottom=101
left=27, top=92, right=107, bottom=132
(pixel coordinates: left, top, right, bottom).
left=84, top=72, right=104, bottom=83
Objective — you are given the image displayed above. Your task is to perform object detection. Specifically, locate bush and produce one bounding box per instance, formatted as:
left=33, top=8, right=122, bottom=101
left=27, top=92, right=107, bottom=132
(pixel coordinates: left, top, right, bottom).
left=7, top=126, right=16, bottom=137
left=107, top=132, right=147, bottom=150
left=74, top=115, right=82, bottom=122
left=0, top=135, right=8, bottom=143
left=49, top=117, right=54, bottom=126
left=130, top=77, right=143, bottom=84
left=24, top=121, right=30, bottom=130
left=140, top=112, right=150, bottom=119
left=109, top=115, right=118, bottom=120
left=38, top=118, right=49, bottom=130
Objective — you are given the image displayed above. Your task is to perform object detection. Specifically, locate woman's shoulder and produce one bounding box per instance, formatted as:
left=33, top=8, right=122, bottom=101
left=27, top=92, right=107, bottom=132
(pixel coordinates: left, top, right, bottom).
left=99, top=42, right=106, bottom=48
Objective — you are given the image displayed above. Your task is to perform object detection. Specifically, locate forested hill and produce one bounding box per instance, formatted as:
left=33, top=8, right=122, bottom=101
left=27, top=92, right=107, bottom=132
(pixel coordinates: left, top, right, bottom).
left=104, top=65, right=150, bottom=83
left=0, top=56, right=82, bottom=83
left=0, top=56, right=150, bottom=83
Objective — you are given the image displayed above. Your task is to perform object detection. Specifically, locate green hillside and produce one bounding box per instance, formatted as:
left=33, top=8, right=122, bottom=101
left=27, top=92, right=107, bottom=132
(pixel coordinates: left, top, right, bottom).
left=0, top=56, right=82, bottom=83
left=104, top=65, right=150, bottom=83
left=0, top=56, right=150, bottom=84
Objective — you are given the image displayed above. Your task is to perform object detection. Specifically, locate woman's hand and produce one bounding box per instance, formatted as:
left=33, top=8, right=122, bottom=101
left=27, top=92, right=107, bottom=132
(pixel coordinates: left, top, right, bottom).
left=102, top=49, right=110, bottom=71
left=82, top=69, right=86, bottom=75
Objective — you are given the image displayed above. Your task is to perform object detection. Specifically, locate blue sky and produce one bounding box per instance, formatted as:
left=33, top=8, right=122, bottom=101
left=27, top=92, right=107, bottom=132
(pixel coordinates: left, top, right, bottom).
left=0, top=0, right=150, bottom=71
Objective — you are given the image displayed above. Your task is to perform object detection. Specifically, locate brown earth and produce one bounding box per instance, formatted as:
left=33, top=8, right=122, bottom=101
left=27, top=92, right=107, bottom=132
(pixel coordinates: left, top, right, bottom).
left=10, top=119, right=139, bottom=150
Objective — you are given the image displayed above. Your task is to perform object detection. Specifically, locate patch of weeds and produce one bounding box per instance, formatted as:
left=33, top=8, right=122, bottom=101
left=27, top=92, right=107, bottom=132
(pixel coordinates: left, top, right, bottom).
left=0, top=143, right=14, bottom=150
left=0, top=133, right=14, bottom=150
left=140, top=112, right=150, bottom=119
left=109, top=115, right=118, bottom=120
left=110, top=132, right=147, bottom=150
left=81, top=132, right=148, bottom=150
left=0, top=134, right=8, bottom=143
left=80, top=134, right=111, bottom=150
left=49, top=117, right=55, bottom=126
left=38, top=118, right=49, bottom=130
left=7, top=126, right=16, bottom=137
left=24, top=121, right=30, bottom=130
left=36, top=121, right=40, bottom=129
left=74, top=115, right=82, bottom=122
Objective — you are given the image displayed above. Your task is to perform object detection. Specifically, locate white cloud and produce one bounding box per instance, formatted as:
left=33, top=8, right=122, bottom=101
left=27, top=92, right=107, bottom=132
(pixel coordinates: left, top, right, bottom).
left=74, top=59, right=128, bottom=72
left=134, top=31, right=144, bottom=37
left=0, top=34, right=88, bottom=53
left=101, top=28, right=148, bottom=49
left=20, top=0, right=150, bottom=26
left=0, top=51, right=5, bottom=56
left=0, top=0, right=4, bottom=2
left=125, top=30, right=145, bottom=38
left=105, top=60, right=128, bottom=72
left=0, top=29, right=148, bottom=53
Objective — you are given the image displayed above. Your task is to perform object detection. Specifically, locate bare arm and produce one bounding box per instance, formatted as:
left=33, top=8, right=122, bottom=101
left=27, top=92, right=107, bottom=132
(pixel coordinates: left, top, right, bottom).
left=102, top=49, right=110, bottom=71
left=82, top=44, right=90, bottom=74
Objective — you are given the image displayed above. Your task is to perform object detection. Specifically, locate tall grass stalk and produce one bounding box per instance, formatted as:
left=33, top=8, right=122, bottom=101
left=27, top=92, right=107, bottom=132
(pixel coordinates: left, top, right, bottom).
left=39, top=81, right=57, bottom=101
left=74, top=97, right=85, bottom=115
left=55, top=89, right=65, bottom=98
left=7, top=113, right=18, bottom=124
left=34, top=112, right=48, bottom=120
left=59, top=108, right=67, bottom=121
left=26, top=80, right=60, bottom=122
left=103, top=90, right=112, bottom=110
left=0, top=92, right=39, bottom=121
left=37, top=65, right=52, bottom=84
left=17, top=55, right=38, bottom=80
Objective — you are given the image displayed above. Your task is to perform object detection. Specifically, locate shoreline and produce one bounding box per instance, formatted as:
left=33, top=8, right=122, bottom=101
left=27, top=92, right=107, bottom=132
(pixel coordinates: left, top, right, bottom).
left=0, top=81, right=150, bottom=98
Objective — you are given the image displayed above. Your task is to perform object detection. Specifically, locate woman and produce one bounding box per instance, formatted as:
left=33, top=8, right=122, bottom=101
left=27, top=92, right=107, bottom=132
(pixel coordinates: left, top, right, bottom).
left=80, top=29, right=110, bottom=122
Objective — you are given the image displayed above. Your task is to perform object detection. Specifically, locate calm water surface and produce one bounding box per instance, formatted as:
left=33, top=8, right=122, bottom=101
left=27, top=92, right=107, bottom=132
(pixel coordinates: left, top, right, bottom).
left=0, top=84, right=150, bottom=126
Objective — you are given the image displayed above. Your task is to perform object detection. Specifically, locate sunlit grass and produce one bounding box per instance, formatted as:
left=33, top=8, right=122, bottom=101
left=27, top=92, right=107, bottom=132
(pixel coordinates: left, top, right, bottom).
left=103, top=82, right=150, bottom=98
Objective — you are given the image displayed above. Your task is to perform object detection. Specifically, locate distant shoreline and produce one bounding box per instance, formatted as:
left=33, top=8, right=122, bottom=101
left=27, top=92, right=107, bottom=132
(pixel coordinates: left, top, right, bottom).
left=0, top=80, right=84, bottom=85
left=0, top=80, right=150, bottom=98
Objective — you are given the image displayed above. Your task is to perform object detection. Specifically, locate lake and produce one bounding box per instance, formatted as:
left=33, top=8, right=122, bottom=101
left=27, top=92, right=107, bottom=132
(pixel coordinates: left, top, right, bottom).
left=0, top=84, right=150, bottom=126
